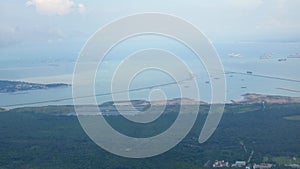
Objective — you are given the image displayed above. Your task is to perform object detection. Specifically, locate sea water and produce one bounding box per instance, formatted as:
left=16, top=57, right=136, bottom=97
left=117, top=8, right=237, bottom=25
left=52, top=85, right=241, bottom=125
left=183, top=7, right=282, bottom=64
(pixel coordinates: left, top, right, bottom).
left=0, top=41, right=300, bottom=108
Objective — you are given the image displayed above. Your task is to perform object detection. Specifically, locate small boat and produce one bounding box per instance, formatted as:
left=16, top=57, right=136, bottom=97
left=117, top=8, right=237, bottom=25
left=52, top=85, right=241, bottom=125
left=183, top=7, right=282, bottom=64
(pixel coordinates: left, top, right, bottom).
left=278, top=58, right=287, bottom=62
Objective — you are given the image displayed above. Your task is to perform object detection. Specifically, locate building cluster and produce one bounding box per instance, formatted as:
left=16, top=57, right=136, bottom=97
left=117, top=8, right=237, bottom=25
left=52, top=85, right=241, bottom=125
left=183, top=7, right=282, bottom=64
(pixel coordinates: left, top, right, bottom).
left=252, top=163, right=274, bottom=169
left=212, top=160, right=230, bottom=168
left=212, top=160, right=275, bottom=169
left=284, top=164, right=300, bottom=169
left=231, top=161, right=246, bottom=168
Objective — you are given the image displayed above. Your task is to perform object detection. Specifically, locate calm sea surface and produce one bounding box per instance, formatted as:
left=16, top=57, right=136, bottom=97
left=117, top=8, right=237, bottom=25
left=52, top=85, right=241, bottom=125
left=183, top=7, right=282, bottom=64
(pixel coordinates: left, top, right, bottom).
left=1, top=42, right=300, bottom=108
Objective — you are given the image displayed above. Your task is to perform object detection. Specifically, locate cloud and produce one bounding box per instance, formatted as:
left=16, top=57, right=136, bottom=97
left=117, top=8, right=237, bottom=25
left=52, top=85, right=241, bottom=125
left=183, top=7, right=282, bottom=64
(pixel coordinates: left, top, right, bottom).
left=0, top=25, right=66, bottom=47
left=227, top=53, right=243, bottom=58
left=25, top=0, right=85, bottom=15
left=228, top=0, right=263, bottom=10
left=78, top=3, right=85, bottom=14
left=253, top=0, right=300, bottom=39
left=0, top=26, right=20, bottom=47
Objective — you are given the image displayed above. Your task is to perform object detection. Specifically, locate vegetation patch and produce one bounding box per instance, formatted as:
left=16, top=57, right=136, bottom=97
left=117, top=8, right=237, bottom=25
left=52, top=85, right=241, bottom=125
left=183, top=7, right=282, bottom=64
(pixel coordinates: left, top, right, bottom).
left=272, top=156, right=300, bottom=165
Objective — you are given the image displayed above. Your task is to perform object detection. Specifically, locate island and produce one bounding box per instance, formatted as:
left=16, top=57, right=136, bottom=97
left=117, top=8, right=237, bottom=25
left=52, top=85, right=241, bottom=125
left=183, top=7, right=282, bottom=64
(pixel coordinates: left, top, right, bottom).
left=0, top=80, right=70, bottom=93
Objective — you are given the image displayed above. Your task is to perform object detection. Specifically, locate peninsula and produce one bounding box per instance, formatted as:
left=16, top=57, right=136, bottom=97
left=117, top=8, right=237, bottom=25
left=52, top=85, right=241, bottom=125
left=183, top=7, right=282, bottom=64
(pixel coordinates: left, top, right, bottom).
left=0, top=80, right=70, bottom=93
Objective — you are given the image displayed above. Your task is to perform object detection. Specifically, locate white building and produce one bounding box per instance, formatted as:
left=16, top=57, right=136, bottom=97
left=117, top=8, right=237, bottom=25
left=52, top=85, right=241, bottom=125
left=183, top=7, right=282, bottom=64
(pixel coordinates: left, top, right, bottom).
left=232, top=161, right=246, bottom=167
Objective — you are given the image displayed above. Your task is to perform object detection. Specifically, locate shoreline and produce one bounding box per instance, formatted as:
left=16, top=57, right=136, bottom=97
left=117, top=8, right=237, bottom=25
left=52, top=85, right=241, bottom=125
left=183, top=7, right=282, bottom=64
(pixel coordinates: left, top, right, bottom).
left=1, top=93, right=300, bottom=111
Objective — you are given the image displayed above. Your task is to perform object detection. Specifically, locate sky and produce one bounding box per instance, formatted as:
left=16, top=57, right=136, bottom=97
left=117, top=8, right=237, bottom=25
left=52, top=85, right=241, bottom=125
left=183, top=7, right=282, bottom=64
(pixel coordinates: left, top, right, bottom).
left=1, top=0, right=300, bottom=50
left=0, top=0, right=300, bottom=105
left=0, top=0, right=300, bottom=81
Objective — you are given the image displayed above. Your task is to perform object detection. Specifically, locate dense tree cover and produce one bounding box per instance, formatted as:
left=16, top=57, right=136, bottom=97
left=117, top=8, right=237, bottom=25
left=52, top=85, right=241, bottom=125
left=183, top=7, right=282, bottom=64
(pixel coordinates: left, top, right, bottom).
left=0, top=103, right=299, bottom=169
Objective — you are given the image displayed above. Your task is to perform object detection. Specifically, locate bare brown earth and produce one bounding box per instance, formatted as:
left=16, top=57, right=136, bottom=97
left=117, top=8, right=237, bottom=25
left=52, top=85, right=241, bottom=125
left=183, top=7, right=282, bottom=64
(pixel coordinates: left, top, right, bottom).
left=238, top=93, right=300, bottom=104
left=111, top=94, right=300, bottom=106
left=104, top=94, right=300, bottom=107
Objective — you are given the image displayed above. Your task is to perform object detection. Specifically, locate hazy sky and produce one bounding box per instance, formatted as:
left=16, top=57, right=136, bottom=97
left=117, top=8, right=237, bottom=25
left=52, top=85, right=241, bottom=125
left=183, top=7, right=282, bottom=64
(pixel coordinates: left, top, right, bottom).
left=0, top=0, right=300, bottom=104
left=1, top=0, right=300, bottom=50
